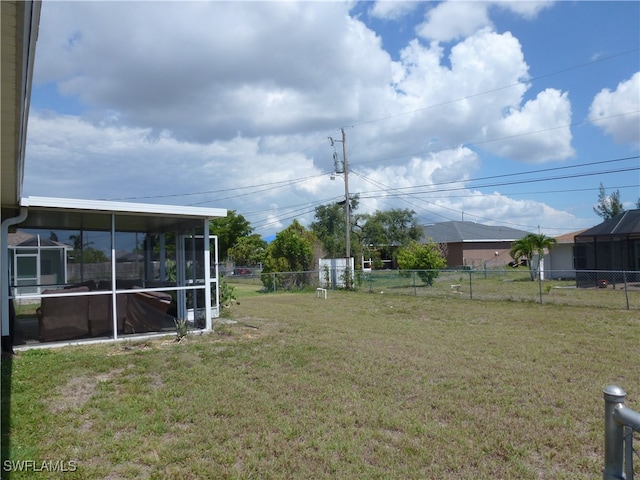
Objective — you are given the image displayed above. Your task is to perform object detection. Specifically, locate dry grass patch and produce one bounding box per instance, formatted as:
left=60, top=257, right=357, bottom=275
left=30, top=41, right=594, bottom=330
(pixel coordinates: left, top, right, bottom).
left=2, top=290, right=639, bottom=479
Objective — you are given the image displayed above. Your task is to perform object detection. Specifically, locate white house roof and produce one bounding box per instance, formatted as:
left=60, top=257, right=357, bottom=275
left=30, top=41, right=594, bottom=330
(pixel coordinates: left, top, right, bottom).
left=18, top=196, right=227, bottom=233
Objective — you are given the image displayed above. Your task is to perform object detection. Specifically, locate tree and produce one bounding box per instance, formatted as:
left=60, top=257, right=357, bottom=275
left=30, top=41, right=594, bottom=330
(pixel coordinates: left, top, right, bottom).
left=509, top=233, right=557, bottom=281
left=354, top=209, right=423, bottom=267
left=594, top=182, right=624, bottom=220
left=209, top=210, right=253, bottom=261
left=396, top=240, right=447, bottom=285
left=67, top=233, right=108, bottom=264
left=358, top=208, right=423, bottom=247
left=310, top=196, right=359, bottom=258
left=261, top=220, right=318, bottom=290
left=228, top=234, right=267, bottom=266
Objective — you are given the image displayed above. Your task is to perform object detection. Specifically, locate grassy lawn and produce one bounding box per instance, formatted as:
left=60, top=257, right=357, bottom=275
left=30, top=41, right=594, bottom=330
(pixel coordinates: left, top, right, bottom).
left=2, top=290, right=639, bottom=479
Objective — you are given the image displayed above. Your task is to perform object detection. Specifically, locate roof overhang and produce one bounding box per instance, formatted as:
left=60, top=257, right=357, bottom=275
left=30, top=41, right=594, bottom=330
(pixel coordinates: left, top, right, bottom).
left=1, top=1, right=41, bottom=217
left=461, top=239, right=520, bottom=243
left=18, top=196, right=227, bottom=233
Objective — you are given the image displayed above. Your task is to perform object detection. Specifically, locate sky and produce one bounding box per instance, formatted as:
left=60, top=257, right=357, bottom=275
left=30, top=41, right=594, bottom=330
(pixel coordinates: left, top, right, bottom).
left=24, top=0, right=640, bottom=239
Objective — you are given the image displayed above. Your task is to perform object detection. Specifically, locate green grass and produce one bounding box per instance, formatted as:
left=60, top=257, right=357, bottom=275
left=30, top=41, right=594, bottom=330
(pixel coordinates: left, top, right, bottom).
left=2, top=291, right=639, bottom=479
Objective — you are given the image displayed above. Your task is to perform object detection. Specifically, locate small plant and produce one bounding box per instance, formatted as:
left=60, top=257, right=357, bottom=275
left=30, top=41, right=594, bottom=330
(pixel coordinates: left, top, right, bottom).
left=339, top=266, right=354, bottom=290
left=219, top=281, right=237, bottom=309
left=174, top=318, right=188, bottom=342
left=322, top=264, right=331, bottom=289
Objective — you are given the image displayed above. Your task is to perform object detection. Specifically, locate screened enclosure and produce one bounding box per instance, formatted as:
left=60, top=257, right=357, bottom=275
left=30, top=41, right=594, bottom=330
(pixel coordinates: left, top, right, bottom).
left=4, top=197, right=226, bottom=347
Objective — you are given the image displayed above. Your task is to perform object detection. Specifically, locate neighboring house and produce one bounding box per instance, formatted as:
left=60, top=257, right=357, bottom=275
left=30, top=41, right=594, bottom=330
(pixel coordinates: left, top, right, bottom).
left=8, top=230, right=71, bottom=297
left=421, top=221, right=531, bottom=268
left=574, top=209, right=640, bottom=285
left=1, top=1, right=227, bottom=349
left=541, top=229, right=586, bottom=280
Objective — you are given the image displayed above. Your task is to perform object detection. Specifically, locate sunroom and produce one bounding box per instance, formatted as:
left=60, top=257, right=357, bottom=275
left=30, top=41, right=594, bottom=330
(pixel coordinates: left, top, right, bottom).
left=3, top=196, right=227, bottom=348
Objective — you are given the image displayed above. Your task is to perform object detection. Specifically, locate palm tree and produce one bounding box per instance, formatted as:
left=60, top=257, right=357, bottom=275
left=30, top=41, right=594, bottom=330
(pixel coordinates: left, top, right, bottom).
left=510, top=234, right=557, bottom=281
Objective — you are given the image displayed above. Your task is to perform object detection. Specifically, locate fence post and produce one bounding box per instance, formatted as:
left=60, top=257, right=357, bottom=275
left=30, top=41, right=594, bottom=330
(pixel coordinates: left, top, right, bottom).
left=468, top=270, right=473, bottom=300
left=623, top=271, right=629, bottom=310
left=603, top=385, right=626, bottom=480
left=538, top=269, right=543, bottom=304
left=412, top=271, right=417, bottom=296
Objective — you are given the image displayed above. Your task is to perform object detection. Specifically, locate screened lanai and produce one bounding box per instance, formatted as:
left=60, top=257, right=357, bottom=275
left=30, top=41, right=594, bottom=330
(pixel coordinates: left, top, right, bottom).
left=2, top=196, right=227, bottom=348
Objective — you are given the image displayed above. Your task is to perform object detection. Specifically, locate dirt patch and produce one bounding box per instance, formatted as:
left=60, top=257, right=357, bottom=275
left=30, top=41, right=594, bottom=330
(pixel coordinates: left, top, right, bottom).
left=48, top=368, right=124, bottom=414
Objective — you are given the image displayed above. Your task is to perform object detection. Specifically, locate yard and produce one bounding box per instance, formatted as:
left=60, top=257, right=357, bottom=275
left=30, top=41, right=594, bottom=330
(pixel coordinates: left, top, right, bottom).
left=2, top=288, right=639, bottom=479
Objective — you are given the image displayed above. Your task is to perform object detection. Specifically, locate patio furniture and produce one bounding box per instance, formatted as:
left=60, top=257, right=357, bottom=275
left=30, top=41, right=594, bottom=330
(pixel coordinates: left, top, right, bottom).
left=37, top=283, right=174, bottom=342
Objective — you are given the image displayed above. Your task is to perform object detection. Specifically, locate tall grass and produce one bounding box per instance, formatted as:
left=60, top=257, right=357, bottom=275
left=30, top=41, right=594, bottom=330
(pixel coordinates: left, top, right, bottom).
left=2, top=290, right=638, bottom=479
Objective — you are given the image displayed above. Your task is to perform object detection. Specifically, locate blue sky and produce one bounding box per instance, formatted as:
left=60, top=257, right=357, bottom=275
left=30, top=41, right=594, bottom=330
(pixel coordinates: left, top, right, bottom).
left=25, top=1, right=639, bottom=238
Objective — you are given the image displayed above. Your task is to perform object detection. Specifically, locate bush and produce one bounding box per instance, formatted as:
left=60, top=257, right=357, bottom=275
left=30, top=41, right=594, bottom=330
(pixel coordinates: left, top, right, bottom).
left=396, top=240, right=447, bottom=286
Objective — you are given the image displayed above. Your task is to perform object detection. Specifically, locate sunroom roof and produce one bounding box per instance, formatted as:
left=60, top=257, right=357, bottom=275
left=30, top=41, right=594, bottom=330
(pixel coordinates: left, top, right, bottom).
left=18, top=196, right=227, bottom=233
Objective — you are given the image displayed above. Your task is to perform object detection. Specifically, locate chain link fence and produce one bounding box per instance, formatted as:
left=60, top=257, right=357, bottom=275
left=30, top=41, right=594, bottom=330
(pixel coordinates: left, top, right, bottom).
left=225, top=268, right=640, bottom=310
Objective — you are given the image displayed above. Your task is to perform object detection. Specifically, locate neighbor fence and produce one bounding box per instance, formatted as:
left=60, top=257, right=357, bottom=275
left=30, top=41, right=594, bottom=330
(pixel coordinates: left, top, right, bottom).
left=603, top=386, right=640, bottom=479
left=225, top=268, right=640, bottom=310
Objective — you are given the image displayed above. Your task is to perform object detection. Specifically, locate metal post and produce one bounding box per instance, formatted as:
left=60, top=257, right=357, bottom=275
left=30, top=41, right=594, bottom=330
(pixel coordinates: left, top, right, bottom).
left=469, top=270, right=473, bottom=300
left=603, top=385, right=626, bottom=480
left=203, top=220, right=212, bottom=331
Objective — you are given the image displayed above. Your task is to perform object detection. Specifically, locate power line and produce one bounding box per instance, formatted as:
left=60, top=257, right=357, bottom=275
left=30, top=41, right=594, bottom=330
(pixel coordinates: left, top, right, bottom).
left=353, top=155, right=639, bottom=196
left=427, top=183, right=640, bottom=199
left=349, top=159, right=640, bottom=231
left=106, top=171, right=330, bottom=202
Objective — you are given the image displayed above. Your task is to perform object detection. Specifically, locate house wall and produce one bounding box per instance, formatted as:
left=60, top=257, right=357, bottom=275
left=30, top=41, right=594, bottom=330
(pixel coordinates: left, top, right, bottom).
left=444, top=242, right=514, bottom=268
left=544, top=243, right=575, bottom=279
left=445, top=243, right=464, bottom=266
left=459, top=242, right=514, bottom=268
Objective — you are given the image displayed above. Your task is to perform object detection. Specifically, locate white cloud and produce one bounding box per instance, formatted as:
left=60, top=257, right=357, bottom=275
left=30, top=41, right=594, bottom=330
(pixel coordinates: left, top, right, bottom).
left=386, top=28, right=575, bottom=164
left=36, top=2, right=392, bottom=142
left=416, top=1, right=554, bottom=43
left=486, top=88, right=574, bottom=163
left=498, top=1, right=554, bottom=20
left=369, top=1, right=419, bottom=20
left=25, top=112, right=323, bottom=207
left=588, top=72, right=640, bottom=148
left=417, top=2, right=492, bottom=42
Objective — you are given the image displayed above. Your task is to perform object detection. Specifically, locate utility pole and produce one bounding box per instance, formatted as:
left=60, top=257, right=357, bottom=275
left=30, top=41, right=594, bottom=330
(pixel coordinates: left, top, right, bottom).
left=341, top=128, right=351, bottom=289
left=329, top=129, right=352, bottom=289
